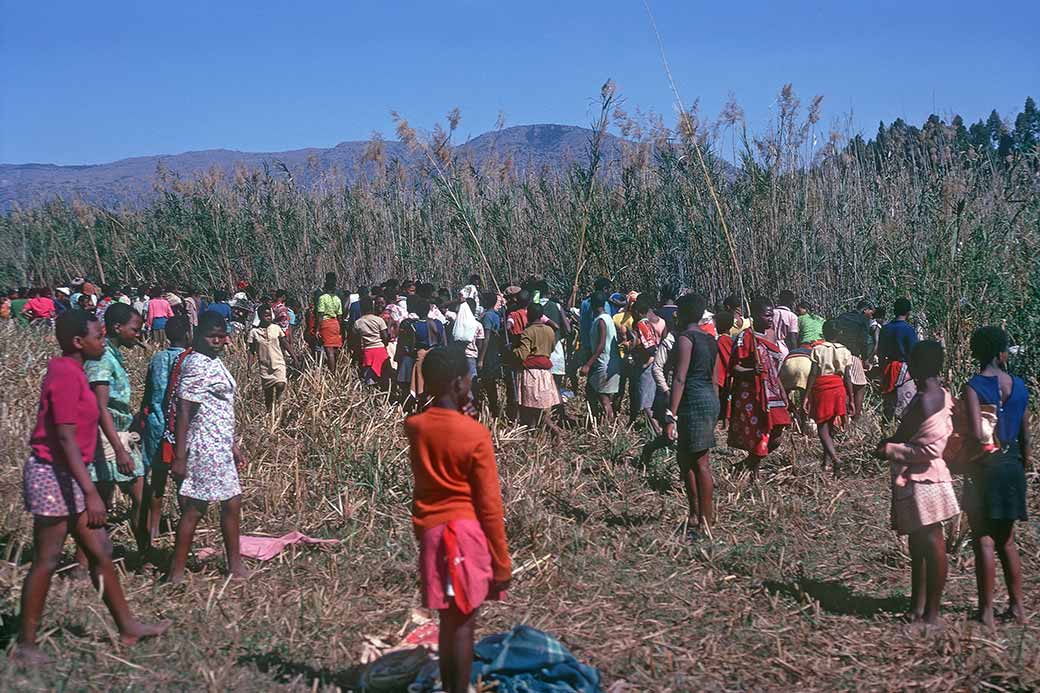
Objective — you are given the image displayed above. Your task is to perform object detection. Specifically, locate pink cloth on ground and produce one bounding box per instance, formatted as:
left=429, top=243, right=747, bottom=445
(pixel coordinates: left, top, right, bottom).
left=419, top=519, right=498, bottom=613
left=886, top=390, right=955, bottom=486
left=196, top=531, right=339, bottom=561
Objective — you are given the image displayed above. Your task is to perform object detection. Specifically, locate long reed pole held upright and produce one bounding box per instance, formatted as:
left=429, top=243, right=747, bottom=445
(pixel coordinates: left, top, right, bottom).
left=642, top=0, right=746, bottom=312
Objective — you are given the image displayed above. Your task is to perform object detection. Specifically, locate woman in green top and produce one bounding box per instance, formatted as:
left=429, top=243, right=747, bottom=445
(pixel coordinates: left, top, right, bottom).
left=84, top=303, right=147, bottom=551
left=796, top=301, right=826, bottom=345
left=317, top=272, right=344, bottom=371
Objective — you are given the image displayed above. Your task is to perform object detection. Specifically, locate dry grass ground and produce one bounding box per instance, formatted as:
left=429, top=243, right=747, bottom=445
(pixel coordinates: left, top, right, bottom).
left=0, top=328, right=1037, bottom=691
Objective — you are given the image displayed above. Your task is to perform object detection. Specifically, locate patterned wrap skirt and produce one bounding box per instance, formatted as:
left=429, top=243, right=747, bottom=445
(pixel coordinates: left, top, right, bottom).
left=678, top=383, right=720, bottom=452
left=519, top=368, right=561, bottom=410
left=24, top=455, right=85, bottom=517
left=847, top=356, right=868, bottom=387
left=891, top=481, right=960, bottom=535
left=90, top=431, right=145, bottom=483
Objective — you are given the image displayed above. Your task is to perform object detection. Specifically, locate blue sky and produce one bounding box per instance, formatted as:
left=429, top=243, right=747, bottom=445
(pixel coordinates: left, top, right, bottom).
left=1, top=0, right=1036, bottom=165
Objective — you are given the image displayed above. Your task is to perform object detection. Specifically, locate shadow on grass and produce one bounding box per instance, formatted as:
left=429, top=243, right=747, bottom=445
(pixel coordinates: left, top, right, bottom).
left=0, top=612, right=88, bottom=650
left=545, top=493, right=659, bottom=528
left=0, top=611, right=18, bottom=649
left=0, top=532, right=31, bottom=567
left=238, top=650, right=365, bottom=689
left=545, top=494, right=590, bottom=524
left=603, top=510, right=661, bottom=528
left=763, top=577, right=907, bottom=618
left=629, top=441, right=677, bottom=494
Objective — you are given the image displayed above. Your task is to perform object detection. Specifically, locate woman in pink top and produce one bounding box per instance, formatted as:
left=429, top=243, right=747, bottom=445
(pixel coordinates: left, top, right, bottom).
left=23, top=288, right=57, bottom=322
left=146, top=288, right=174, bottom=342
left=15, top=311, right=168, bottom=665
left=875, top=341, right=959, bottom=626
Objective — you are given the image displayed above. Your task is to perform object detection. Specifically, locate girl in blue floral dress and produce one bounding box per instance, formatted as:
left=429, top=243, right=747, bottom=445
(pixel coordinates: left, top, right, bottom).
left=167, top=312, right=248, bottom=583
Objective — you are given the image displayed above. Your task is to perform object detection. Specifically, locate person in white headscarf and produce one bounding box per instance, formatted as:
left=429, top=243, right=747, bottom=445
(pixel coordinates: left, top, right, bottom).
left=451, top=297, right=484, bottom=383
left=459, top=284, right=482, bottom=318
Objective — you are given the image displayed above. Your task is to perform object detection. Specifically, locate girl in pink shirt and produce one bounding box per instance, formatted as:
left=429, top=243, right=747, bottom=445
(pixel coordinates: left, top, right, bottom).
left=875, top=341, right=959, bottom=626
left=15, top=311, right=168, bottom=665
left=147, top=288, right=174, bottom=341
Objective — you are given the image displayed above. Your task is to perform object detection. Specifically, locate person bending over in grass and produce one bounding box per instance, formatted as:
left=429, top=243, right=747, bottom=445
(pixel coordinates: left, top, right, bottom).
left=353, top=295, right=391, bottom=387
left=405, top=347, right=512, bottom=693
left=875, top=340, right=959, bottom=626
left=167, top=311, right=248, bottom=583
left=804, top=320, right=854, bottom=476
left=14, top=311, right=169, bottom=665
left=138, top=314, right=191, bottom=548
left=961, top=326, right=1030, bottom=626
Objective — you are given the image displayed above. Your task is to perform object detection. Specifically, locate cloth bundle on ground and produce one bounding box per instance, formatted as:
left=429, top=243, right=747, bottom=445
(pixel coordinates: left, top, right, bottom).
left=196, top=531, right=339, bottom=561
left=470, top=625, right=601, bottom=692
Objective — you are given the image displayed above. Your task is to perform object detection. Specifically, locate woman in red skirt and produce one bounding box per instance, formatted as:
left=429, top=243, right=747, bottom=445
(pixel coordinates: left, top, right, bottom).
left=805, top=320, right=854, bottom=476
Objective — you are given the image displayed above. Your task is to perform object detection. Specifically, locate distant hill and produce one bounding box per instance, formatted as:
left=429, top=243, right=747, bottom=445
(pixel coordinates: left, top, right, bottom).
left=0, top=124, right=626, bottom=211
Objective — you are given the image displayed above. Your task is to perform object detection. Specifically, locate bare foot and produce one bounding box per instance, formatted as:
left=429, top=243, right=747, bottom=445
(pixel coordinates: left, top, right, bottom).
left=9, top=643, right=51, bottom=666
left=119, top=619, right=172, bottom=646
left=163, top=570, right=185, bottom=585
left=1001, top=604, right=1026, bottom=624
left=974, top=608, right=995, bottom=628
left=228, top=563, right=251, bottom=581
left=910, top=617, right=945, bottom=635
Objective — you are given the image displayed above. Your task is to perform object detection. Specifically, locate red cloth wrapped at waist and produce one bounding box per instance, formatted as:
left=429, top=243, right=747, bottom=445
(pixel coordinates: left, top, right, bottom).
left=361, top=346, right=389, bottom=377
left=523, top=354, right=552, bottom=370
left=810, top=374, right=847, bottom=424
left=882, top=361, right=907, bottom=394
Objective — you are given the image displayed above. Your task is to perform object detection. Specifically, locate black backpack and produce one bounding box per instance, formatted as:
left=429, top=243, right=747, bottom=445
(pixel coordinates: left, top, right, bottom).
left=833, top=311, right=869, bottom=358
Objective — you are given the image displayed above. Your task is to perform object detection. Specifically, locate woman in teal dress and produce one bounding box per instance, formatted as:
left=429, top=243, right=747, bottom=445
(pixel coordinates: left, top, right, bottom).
left=139, top=314, right=191, bottom=545
left=84, top=303, right=146, bottom=555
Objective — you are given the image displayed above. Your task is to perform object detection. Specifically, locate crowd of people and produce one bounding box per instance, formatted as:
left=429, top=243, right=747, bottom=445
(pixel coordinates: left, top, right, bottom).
left=6, top=271, right=1032, bottom=690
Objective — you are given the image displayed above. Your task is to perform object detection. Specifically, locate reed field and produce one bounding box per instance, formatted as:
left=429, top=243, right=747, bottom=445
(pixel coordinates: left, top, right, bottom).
left=0, top=85, right=1038, bottom=690
left=2, top=86, right=1038, bottom=378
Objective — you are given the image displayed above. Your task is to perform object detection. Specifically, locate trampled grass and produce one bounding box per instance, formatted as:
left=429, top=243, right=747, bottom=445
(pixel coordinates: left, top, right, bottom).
left=1, top=327, right=1038, bottom=691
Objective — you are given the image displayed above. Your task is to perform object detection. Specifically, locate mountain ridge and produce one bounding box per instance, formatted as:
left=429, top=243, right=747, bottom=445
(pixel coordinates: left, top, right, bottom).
left=0, top=124, right=624, bottom=211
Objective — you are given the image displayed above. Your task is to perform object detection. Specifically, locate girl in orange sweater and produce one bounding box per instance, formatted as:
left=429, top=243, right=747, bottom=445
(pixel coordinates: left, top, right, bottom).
left=405, top=346, right=512, bottom=693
